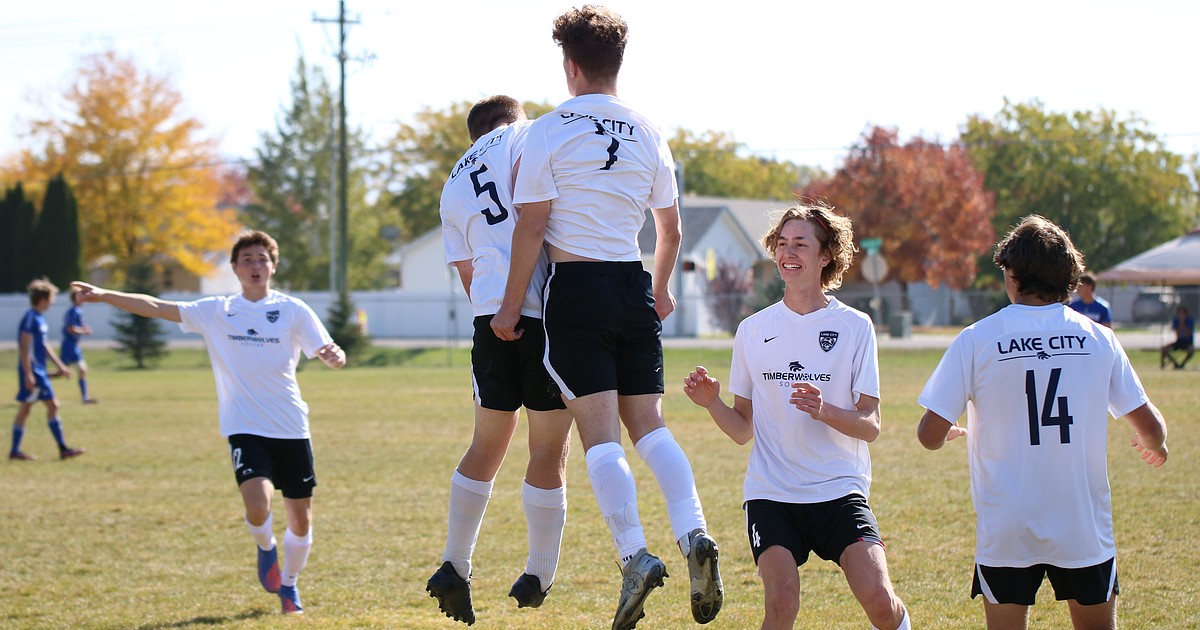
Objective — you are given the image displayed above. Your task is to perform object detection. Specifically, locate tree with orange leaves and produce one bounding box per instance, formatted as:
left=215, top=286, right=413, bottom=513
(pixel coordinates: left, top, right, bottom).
left=801, top=126, right=996, bottom=308
left=3, top=50, right=239, bottom=282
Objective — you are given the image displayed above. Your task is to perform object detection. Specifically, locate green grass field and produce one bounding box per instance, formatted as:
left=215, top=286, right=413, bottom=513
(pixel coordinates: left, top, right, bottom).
left=1, top=346, right=1196, bottom=629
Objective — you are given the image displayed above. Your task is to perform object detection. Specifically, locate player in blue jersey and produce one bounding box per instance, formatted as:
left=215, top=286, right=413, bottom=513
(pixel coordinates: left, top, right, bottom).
left=10, top=278, right=86, bottom=461
left=1067, top=274, right=1112, bottom=328
left=60, top=286, right=99, bottom=404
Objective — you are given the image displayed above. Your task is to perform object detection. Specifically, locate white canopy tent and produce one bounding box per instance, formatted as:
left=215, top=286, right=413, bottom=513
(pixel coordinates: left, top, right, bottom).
left=1098, top=229, right=1200, bottom=285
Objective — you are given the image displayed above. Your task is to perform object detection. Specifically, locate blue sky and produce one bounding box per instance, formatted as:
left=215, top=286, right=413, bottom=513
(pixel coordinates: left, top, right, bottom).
left=1, top=0, right=1196, bottom=172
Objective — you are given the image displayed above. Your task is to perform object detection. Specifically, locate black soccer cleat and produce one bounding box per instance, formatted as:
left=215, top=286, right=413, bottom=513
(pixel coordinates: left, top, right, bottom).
left=509, top=573, right=551, bottom=609
left=427, top=561, right=476, bottom=625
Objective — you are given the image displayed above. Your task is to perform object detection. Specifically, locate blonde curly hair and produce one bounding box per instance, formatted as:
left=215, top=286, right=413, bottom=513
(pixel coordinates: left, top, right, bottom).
left=761, top=201, right=857, bottom=291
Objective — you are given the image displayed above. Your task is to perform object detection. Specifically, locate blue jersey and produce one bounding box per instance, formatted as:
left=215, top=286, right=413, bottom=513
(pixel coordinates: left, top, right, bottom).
left=18, top=309, right=49, bottom=374
left=1068, top=297, right=1112, bottom=325
left=62, top=306, right=83, bottom=342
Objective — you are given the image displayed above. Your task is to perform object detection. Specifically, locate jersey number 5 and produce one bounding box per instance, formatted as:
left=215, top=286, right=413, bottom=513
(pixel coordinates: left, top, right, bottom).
left=1024, top=368, right=1073, bottom=445
left=470, top=164, right=509, bottom=225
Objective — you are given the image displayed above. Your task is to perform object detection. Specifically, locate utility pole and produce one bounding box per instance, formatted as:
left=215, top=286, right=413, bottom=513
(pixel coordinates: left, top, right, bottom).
left=314, top=1, right=358, bottom=295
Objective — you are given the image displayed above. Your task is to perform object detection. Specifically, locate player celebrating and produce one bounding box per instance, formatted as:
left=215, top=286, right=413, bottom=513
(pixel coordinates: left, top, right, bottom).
left=491, top=6, right=722, bottom=629
left=10, top=278, right=86, bottom=461
left=60, top=286, right=99, bottom=404
left=71, top=231, right=345, bottom=615
left=426, top=95, right=573, bottom=625
left=917, top=215, right=1169, bottom=630
left=683, top=203, right=910, bottom=630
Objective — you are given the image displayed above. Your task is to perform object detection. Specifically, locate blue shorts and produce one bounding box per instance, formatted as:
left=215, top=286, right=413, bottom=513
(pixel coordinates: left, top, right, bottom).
left=60, top=341, right=83, bottom=365
left=16, top=366, right=54, bottom=403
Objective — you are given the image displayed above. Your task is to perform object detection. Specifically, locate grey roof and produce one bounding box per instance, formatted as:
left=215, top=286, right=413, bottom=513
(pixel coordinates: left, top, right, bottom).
left=638, top=205, right=725, bottom=254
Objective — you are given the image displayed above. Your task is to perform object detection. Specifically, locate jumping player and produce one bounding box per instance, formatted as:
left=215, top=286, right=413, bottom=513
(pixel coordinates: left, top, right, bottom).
left=60, top=286, right=99, bottom=404
left=918, top=215, right=1169, bottom=629
left=10, top=278, right=86, bottom=461
left=491, top=6, right=721, bottom=628
left=683, top=203, right=910, bottom=630
left=426, top=95, right=573, bottom=625
left=71, top=231, right=345, bottom=615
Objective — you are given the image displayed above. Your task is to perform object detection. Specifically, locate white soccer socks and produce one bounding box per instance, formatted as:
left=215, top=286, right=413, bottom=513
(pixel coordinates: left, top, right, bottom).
left=246, top=513, right=276, bottom=551
left=281, top=527, right=312, bottom=588
left=443, top=469, right=494, bottom=579
left=634, top=427, right=707, bottom=549
left=521, top=481, right=567, bottom=588
left=585, top=442, right=646, bottom=564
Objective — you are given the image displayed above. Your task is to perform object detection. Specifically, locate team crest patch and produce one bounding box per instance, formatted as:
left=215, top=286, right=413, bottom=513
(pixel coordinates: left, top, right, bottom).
left=818, top=331, right=838, bottom=352
left=266, top=310, right=280, bottom=323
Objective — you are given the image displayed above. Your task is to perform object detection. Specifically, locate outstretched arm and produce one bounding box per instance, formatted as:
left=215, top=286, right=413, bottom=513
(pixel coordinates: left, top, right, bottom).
left=1124, top=402, right=1168, bottom=467
left=71, top=281, right=181, bottom=323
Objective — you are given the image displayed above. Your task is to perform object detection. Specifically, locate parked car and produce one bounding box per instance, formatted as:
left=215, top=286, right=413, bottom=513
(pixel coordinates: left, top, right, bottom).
left=1131, top=286, right=1177, bottom=323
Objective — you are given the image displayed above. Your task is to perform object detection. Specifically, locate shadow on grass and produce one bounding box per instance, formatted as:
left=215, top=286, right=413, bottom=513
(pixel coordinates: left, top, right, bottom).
left=134, top=609, right=270, bottom=629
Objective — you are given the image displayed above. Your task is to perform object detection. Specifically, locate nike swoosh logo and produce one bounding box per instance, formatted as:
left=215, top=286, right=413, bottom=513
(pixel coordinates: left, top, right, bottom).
left=302, top=475, right=314, bottom=482
left=764, top=336, right=778, bottom=343
left=226, top=313, right=236, bottom=317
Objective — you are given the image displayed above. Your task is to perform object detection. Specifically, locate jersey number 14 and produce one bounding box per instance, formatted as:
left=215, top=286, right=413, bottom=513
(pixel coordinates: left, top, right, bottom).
left=1024, top=368, right=1073, bottom=445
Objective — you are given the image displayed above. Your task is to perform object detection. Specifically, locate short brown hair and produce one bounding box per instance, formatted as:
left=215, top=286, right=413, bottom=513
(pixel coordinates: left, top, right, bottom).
left=992, top=215, right=1084, bottom=303
left=762, top=201, right=857, bottom=291
left=467, top=95, right=526, bottom=143
left=552, top=5, right=627, bottom=83
left=230, top=230, right=279, bottom=266
left=1077, top=272, right=1097, bottom=288
left=27, top=277, right=58, bottom=306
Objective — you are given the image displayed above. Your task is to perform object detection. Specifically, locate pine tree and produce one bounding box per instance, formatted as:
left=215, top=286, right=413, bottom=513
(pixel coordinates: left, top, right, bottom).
left=2, top=184, right=37, bottom=293
left=325, top=289, right=367, bottom=361
left=31, top=175, right=83, bottom=289
left=112, top=259, right=168, bottom=368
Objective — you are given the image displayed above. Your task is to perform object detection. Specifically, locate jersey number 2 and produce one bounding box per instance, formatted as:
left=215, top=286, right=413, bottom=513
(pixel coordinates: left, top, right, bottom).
left=470, top=164, right=509, bottom=225
left=1024, top=368, right=1073, bottom=445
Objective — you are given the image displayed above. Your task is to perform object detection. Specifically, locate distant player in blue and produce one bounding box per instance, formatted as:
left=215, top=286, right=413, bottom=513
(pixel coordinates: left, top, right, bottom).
left=61, top=286, right=99, bottom=404
left=1068, top=273, right=1112, bottom=328
left=1161, top=305, right=1194, bottom=369
left=11, top=278, right=86, bottom=461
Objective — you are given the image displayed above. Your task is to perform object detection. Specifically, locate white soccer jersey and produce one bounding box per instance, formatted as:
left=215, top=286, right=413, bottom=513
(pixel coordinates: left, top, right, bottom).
left=178, top=291, right=334, bottom=439
left=513, top=94, right=677, bottom=262
left=918, top=303, right=1148, bottom=569
left=728, top=298, right=880, bottom=505
left=441, top=120, right=546, bottom=318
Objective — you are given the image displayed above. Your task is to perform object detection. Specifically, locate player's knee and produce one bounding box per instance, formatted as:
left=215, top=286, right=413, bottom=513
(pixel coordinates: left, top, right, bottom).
left=762, top=581, right=800, bottom=623
left=861, top=588, right=903, bottom=627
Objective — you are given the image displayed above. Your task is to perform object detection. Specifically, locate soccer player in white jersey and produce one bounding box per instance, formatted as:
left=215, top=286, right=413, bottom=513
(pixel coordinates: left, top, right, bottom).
left=683, top=203, right=911, bottom=630
left=425, top=95, right=573, bottom=625
left=71, top=231, right=345, bottom=615
left=917, top=215, right=1169, bottom=630
left=490, top=6, right=722, bottom=629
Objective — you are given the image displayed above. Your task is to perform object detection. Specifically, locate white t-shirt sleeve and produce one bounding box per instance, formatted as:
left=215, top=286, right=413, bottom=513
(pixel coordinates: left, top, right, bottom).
left=177, top=298, right=218, bottom=335
left=728, top=321, right=752, bottom=400
left=293, top=300, right=335, bottom=359
left=851, top=320, right=881, bottom=400
left=1106, top=335, right=1149, bottom=418
left=441, top=216, right=470, bottom=265
left=512, top=122, right=558, bottom=205
left=918, top=330, right=972, bottom=423
left=648, top=134, right=678, bottom=210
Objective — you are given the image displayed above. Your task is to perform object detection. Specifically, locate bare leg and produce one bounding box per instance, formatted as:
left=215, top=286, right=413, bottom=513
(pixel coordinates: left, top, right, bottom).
left=757, top=546, right=800, bottom=630
left=841, top=541, right=906, bottom=630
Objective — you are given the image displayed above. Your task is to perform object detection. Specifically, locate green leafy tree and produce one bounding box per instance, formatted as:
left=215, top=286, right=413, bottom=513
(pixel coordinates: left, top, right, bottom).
left=372, top=100, right=555, bottom=244
left=962, top=99, right=1198, bottom=277
left=669, top=129, right=824, bottom=199
left=31, top=175, right=82, bottom=289
left=245, top=58, right=390, bottom=290
left=802, top=126, right=996, bottom=308
left=1, top=184, right=37, bottom=293
left=112, top=258, right=167, bottom=368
